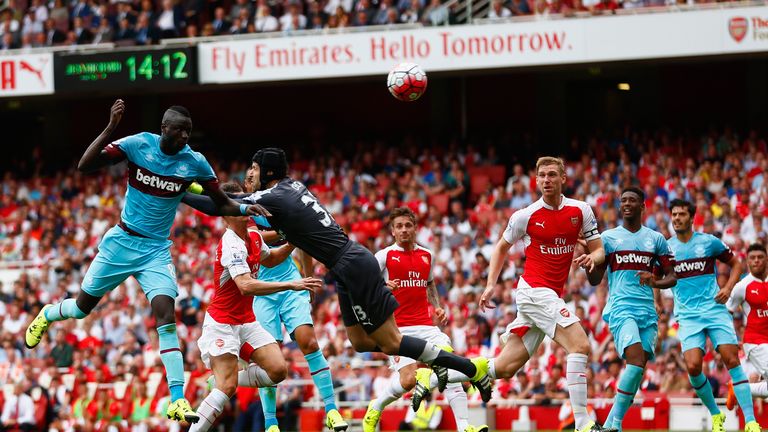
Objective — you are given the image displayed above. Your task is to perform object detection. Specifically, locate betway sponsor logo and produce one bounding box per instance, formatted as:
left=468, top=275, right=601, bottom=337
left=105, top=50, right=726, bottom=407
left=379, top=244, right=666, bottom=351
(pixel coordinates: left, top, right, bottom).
left=673, top=258, right=715, bottom=278
left=128, top=163, right=188, bottom=198
left=539, top=244, right=576, bottom=255
left=675, top=260, right=706, bottom=274
left=136, top=168, right=183, bottom=192
left=615, top=253, right=653, bottom=265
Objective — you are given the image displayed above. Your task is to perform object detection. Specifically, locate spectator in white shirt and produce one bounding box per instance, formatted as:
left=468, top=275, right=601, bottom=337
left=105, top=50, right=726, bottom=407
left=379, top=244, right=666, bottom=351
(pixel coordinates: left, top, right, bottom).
left=488, top=0, right=511, bottom=18
left=2, top=304, right=27, bottom=337
left=279, top=3, right=306, bottom=30
left=740, top=208, right=768, bottom=245
left=1, top=382, right=36, bottom=432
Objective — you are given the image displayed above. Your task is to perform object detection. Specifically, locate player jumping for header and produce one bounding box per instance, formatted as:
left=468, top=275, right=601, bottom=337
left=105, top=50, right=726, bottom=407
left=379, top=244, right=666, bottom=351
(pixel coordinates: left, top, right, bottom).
left=25, top=100, right=266, bottom=424
left=191, top=181, right=322, bottom=432
left=181, top=148, right=494, bottom=409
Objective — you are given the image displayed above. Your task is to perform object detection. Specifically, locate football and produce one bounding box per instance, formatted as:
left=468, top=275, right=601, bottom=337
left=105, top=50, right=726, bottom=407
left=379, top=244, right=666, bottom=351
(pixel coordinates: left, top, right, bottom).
left=387, top=63, right=428, bottom=102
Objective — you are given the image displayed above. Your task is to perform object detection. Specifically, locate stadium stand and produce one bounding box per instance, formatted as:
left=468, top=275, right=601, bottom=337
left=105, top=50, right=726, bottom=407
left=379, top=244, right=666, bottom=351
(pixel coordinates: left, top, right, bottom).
left=0, top=126, right=766, bottom=430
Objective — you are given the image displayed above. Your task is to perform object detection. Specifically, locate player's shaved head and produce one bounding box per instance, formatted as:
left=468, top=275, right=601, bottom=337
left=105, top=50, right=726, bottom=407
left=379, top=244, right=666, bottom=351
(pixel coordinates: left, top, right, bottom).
left=167, top=105, right=191, bottom=118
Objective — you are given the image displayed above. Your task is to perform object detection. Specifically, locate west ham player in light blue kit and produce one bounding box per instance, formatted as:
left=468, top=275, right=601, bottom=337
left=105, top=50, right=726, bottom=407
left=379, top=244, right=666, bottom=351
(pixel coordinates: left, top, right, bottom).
left=243, top=168, right=347, bottom=432
left=667, top=199, right=760, bottom=432
left=24, top=100, right=265, bottom=424
left=585, top=187, right=677, bottom=431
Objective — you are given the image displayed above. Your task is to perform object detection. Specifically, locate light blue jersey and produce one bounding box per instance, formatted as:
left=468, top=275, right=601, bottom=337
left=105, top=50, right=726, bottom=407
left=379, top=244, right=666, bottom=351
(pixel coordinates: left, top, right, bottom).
left=602, top=225, right=674, bottom=323
left=251, top=215, right=312, bottom=341
left=667, top=232, right=738, bottom=351
left=667, top=232, right=734, bottom=320
left=602, top=225, right=674, bottom=358
left=81, top=132, right=216, bottom=301
left=110, top=132, right=216, bottom=240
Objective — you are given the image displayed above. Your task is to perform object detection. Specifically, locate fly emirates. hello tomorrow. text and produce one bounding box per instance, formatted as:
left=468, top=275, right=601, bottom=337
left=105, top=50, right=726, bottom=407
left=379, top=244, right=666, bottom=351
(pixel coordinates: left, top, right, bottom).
left=208, top=31, right=570, bottom=74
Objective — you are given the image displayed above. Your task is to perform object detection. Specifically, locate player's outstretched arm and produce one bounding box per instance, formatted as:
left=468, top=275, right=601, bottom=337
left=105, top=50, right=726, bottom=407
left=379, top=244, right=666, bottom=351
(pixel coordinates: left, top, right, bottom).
left=232, top=274, right=322, bottom=296
left=573, top=237, right=605, bottom=272
left=181, top=191, right=270, bottom=217
left=77, top=99, right=125, bottom=173
left=204, top=182, right=272, bottom=217
left=260, top=243, right=296, bottom=268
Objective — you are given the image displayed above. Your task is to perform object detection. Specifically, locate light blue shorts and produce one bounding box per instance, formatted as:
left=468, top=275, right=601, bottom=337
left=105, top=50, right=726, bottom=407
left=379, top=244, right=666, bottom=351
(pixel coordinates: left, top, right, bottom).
left=608, top=315, right=658, bottom=361
left=81, top=226, right=177, bottom=302
left=253, top=289, right=313, bottom=341
left=678, top=313, right=738, bottom=353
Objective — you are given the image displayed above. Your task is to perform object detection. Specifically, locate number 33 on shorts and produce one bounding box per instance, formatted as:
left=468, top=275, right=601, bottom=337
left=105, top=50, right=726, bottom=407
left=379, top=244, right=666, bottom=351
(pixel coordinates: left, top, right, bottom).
left=354, top=305, right=372, bottom=325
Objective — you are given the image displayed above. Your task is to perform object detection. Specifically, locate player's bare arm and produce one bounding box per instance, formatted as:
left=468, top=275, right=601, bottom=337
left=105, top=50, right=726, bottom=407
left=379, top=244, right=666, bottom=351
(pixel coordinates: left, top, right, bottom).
left=480, top=236, right=513, bottom=311
left=427, top=280, right=448, bottom=325
left=181, top=192, right=270, bottom=217
left=232, top=273, right=322, bottom=297
left=638, top=262, right=676, bottom=289
left=654, top=288, right=664, bottom=316
left=253, top=229, right=282, bottom=245
left=77, top=99, right=125, bottom=173
left=573, top=237, right=605, bottom=272
left=715, top=255, right=743, bottom=304
left=260, top=243, right=296, bottom=268
left=298, top=249, right=314, bottom=278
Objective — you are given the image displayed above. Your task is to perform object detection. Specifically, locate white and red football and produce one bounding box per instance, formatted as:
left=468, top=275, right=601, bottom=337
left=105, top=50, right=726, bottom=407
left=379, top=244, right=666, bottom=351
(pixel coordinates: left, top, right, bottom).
left=387, top=63, right=428, bottom=102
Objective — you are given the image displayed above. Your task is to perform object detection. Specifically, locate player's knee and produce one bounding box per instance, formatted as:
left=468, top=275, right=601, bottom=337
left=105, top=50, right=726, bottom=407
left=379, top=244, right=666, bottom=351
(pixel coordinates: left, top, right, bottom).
left=219, top=376, right=238, bottom=398
left=400, top=372, right=417, bottom=391
left=571, top=340, right=590, bottom=355
left=150, top=297, right=176, bottom=326
left=267, top=362, right=288, bottom=384
left=685, top=361, right=702, bottom=377
left=300, top=338, right=320, bottom=355
left=722, top=354, right=741, bottom=370
left=379, top=340, right=401, bottom=356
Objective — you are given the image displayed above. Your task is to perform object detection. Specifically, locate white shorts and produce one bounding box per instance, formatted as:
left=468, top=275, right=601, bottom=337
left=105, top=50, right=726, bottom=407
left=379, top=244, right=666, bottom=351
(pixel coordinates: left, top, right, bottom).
left=198, top=313, right=276, bottom=369
left=744, top=343, right=768, bottom=378
left=504, top=284, right=580, bottom=356
left=390, top=326, right=452, bottom=371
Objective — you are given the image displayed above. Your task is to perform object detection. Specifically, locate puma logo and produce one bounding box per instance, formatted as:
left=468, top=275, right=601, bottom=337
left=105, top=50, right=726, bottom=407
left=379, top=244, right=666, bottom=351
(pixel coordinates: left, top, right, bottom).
left=751, top=289, right=759, bottom=295
left=535, top=221, right=545, bottom=229
left=392, top=256, right=400, bottom=262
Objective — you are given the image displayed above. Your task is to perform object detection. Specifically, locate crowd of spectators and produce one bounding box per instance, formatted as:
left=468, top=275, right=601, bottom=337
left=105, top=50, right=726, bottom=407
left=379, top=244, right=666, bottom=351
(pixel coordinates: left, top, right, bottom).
left=0, top=126, right=767, bottom=431
left=0, top=0, right=753, bottom=50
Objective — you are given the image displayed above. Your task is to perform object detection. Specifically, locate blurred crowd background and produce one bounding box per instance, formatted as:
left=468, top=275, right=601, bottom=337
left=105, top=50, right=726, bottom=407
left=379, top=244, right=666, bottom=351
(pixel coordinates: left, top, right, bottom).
left=0, top=0, right=754, bottom=50
left=0, top=126, right=767, bottom=431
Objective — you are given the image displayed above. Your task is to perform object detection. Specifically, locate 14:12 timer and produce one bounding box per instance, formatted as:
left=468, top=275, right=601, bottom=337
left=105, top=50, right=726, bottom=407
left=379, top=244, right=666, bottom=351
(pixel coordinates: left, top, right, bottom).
left=126, top=51, right=188, bottom=81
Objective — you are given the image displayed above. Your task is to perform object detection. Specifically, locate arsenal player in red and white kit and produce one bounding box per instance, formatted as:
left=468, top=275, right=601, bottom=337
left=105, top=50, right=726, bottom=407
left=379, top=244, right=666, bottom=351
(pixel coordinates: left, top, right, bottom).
left=479, top=156, right=613, bottom=432
left=363, top=207, right=478, bottom=432
left=726, top=243, right=768, bottom=406
left=192, top=182, right=322, bottom=432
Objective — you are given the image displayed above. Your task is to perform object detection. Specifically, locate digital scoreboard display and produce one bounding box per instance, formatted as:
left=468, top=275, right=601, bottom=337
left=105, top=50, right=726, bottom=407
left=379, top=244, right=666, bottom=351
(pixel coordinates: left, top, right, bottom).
left=54, top=47, right=196, bottom=91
